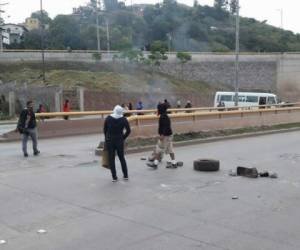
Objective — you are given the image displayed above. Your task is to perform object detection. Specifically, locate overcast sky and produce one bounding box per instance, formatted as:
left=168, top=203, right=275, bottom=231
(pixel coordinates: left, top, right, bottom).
left=1, top=0, right=299, bottom=34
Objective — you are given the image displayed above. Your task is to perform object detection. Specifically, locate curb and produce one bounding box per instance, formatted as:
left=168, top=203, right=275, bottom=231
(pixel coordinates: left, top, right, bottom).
left=95, top=127, right=300, bottom=156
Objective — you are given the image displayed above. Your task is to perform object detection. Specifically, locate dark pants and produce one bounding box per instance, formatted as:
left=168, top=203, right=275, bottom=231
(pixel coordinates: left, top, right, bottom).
left=106, top=139, right=128, bottom=180
left=22, top=128, right=38, bottom=155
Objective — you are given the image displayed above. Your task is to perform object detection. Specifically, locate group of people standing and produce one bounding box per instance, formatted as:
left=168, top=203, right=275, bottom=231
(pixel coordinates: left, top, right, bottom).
left=16, top=99, right=180, bottom=182
left=104, top=100, right=177, bottom=182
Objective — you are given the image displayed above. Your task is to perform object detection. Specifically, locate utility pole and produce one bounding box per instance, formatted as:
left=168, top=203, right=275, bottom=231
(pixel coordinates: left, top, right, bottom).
left=40, top=0, right=46, bottom=83
left=234, top=0, right=240, bottom=107
left=106, top=17, right=110, bottom=56
left=0, top=10, right=3, bottom=53
left=276, top=8, right=283, bottom=29
left=96, top=0, right=101, bottom=52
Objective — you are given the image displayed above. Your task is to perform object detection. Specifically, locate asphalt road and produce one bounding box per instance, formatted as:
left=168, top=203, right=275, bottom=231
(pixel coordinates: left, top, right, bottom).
left=0, top=132, right=300, bottom=250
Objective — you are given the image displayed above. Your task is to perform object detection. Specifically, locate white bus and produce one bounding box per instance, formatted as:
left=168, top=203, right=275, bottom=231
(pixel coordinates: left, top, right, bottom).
left=214, top=91, right=278, bottom=108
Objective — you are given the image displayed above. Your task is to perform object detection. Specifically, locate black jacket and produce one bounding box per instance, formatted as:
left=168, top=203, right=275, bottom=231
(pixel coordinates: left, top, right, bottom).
left=158, top=114, right=173, bottom=136
left=104, top=116, right=131, bottom=142
left=17, top=108, right=37, bottom=132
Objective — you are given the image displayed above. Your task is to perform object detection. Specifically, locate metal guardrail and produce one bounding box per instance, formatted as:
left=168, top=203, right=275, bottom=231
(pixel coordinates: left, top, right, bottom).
left=35, top=102, right=300, bottom=120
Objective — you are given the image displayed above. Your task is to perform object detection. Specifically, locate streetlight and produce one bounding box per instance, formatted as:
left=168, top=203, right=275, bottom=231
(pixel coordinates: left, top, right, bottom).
left=105, top=17, right=110, bottom=55
left=276, top=8, right=283, bottom=29
left=234, top=0, right=240, bottom=107
left=40, top=0, right=46, bottom=82
left=95, top=0, right=101, bottom=52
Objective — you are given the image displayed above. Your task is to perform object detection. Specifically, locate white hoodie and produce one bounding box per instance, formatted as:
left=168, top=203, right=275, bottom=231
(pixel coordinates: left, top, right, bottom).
left=110, top=105, right=124, bottom=119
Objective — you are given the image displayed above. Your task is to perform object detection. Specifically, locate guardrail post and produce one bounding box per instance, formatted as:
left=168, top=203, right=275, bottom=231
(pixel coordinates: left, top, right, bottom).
left=78, top=87, right=85, bottom=112
left=136, top=117, right=140, bottom=136
left=55, top=91, right=62, bottom=112
left=8, top=91, right=16, bottom=117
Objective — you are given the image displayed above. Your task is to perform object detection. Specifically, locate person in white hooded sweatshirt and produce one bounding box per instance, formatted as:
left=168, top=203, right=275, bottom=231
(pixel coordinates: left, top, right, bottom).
left=104, top=105, right=131, bottom=182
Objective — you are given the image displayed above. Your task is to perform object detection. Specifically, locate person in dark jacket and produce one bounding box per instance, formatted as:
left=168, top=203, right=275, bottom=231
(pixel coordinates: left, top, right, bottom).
left=17, top=101, right=40, bottom=157
left=147, top=103, right=177, bottom=169
left=164, top=99, right=171, bottom=109
left=104, top=105, right=131, bottom=182
left=136, top=101, right=144, bottom=115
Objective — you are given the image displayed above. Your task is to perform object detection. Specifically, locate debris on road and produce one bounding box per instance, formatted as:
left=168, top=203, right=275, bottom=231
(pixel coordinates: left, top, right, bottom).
left=237, top=166, right=258, bottom=178
left=0, top=240, right=7, bottom=245
left=140, top=157, right=147, bottom=160
left=194, top=159, right=220, bottom=172
left=166, top=161, right=184, bottom=168
left=269, top=172, right=278, bottom=178
left=259, top=171, right=269, bottom=177
left=229, top=169, right=237, bottom=176
left=229, top=167, right=278, bottom=179
left=232, top=196, right=239, bottom=200
left=177, top=161, right=184, bottom=167
left=37, top=229, right=47, bottom=234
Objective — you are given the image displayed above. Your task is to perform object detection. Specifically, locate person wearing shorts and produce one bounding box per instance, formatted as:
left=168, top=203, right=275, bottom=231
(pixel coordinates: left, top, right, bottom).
left=147, top=103, right=177, bottom=169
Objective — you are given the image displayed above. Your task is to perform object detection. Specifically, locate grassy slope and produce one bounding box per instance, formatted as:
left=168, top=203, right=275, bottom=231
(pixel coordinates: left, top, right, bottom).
left=0, top=62, right=229, bottom=94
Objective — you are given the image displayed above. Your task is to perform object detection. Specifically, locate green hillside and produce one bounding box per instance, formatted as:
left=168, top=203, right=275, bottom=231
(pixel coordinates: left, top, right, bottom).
left=9, top=0, right=300, bottom=52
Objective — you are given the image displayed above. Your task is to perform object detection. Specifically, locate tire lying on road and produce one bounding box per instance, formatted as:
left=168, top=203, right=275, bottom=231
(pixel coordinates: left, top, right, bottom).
left=193, top=159, right=220, bottom=172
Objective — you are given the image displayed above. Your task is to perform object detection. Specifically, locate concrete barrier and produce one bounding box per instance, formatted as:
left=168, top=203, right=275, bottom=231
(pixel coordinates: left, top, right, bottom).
left=2, top=106, right=300, bottom=142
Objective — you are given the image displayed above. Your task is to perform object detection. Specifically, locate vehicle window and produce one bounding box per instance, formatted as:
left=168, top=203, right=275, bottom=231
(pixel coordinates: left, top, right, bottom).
left=220, top=95, right=233, bottom=102
left=217, top=95, right=220, bottom=102
left=246, top=96, right=258, bottom=103
left=268, top=97, right=276, bottom=104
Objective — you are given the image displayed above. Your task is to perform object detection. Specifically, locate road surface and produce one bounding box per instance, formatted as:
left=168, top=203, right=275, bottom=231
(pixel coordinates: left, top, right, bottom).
left=0, top=132, right=300, bottom=250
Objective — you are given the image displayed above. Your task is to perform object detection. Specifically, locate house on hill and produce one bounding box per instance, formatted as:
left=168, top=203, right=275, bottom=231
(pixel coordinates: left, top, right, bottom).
left=0, top=23, right=27, bottom=46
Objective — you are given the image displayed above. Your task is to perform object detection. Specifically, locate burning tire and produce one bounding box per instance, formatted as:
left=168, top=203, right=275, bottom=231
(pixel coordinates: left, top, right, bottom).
left=193, top=159, right=220, bottom=172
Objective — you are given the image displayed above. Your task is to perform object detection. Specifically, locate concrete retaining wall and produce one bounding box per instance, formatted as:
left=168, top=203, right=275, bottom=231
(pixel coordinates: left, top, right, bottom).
left=1, top=52, right=300, bottom=102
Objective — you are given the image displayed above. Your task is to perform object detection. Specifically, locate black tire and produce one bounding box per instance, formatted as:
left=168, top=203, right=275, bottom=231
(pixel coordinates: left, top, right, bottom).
left=193, top=159, right=220, bottom=172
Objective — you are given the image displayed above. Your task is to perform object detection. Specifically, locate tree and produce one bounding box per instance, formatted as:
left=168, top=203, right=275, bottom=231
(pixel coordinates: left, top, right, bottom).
left=148, top=40, right=168, bottom=67
left=23, top=30, right=43, bottom=49
left=49, top=15, right=83, bottom=49
left=214, top=0, right=228, bottom=10
left=17, top=0, right=300, bottom=53
left=120, top=49, right=144, bottom=63
left=229, top=0, right=238, bottom=14
left=31, top=10, right=52, bottom=25
left=176, top=52, right=192, bottom=79
left=104, top=0, right=119, bottom=11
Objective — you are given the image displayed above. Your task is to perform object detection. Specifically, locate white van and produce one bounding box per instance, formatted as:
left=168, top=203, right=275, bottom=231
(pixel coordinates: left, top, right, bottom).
left=214, top=91, right=278, bottom=108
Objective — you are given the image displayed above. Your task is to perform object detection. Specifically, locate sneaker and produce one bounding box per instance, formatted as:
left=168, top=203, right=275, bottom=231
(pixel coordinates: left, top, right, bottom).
left=171, top=164, right=178, bottom=169
left=112, top=178, right=118, bottom=182
left=24, top=153, right=29, bottom=158
left=166, top=161, right=177, bottom=169
left=123, top=177, right=129, bottom=181
left=34, top=150, right=40, bottom=156
left=147, top=162, right=158, bottom=169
